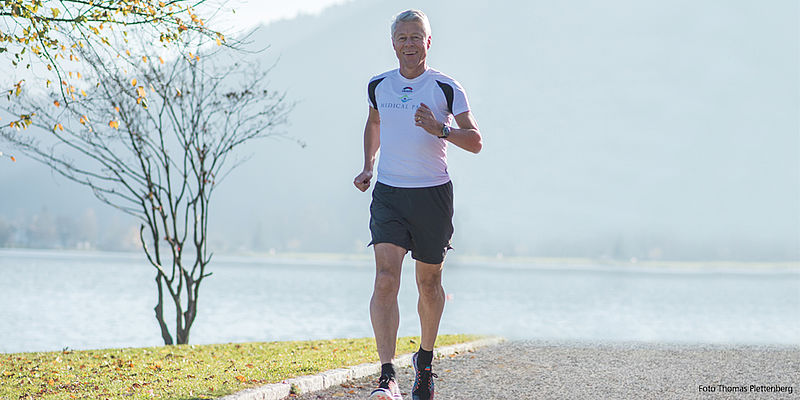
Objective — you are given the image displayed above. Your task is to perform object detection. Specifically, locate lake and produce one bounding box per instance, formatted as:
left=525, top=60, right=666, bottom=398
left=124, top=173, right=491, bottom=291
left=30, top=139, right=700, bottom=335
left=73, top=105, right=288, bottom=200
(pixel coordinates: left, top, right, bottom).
left=1, top=249, right=798, bottom=353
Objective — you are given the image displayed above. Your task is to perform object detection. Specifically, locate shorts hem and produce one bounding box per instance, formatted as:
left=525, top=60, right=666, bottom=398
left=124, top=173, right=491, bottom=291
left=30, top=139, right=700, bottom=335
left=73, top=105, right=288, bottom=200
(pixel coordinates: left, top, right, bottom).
left=368, top=239, right=411, bottom=251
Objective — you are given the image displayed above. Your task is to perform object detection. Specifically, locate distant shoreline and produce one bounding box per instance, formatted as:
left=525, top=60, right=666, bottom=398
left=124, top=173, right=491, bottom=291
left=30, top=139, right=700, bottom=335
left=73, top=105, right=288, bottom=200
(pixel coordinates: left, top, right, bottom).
left=1, top=247, right=798, bottom=271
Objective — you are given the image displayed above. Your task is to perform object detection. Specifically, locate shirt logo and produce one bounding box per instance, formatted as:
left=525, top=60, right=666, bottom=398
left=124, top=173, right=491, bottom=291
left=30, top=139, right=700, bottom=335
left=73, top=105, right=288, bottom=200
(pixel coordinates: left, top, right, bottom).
left=400, top=86, right=413, bottom=102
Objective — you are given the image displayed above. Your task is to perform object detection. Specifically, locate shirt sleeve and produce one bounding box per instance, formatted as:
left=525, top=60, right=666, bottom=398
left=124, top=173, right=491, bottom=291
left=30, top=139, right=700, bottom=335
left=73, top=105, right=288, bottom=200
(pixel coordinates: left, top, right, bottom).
left=451, top=79, right=470, bottom=116
left=367, top=76, right=384, bottom=109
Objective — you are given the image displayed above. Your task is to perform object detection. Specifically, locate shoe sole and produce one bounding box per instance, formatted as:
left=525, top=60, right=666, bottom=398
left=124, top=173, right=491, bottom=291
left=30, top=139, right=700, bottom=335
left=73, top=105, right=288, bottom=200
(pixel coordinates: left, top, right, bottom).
left=370, top=391, right=401, bottom=400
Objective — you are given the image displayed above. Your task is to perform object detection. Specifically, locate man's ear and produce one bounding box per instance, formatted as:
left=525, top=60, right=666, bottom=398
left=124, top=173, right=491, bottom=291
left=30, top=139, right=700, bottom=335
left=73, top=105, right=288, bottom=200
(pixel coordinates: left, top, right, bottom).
left=426, top=35, right=431, bottom=49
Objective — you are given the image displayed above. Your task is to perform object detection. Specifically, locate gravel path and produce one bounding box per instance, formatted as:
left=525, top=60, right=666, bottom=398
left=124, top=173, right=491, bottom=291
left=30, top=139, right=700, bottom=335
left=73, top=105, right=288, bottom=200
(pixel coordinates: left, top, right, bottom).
left=294, top=340, right=799, bottom=399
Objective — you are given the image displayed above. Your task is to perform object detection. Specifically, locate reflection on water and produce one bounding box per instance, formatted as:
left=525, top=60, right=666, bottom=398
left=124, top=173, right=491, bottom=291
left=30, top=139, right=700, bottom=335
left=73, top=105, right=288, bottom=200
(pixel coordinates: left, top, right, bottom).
left=0, top=249, right=798, bottom=353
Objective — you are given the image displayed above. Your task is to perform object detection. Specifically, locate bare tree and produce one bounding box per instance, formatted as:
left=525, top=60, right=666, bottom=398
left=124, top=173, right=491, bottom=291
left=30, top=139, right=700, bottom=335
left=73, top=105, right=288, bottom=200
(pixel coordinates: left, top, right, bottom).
left=1, top=37, right=292, bottom=345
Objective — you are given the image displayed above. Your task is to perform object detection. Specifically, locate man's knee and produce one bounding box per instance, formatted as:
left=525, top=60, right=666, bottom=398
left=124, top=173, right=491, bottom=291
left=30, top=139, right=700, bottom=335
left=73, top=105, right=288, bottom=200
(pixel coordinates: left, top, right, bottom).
left=416, top=262, right=443, bottom=296
left=372, top=242, right=405, bottom=298
left=374, top=269, right=401, bottom=297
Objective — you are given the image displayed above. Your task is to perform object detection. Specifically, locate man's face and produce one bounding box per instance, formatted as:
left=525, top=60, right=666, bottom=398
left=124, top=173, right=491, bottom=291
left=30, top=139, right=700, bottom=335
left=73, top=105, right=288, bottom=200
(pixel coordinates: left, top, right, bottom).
left=392, top=20, right=430, bottom=68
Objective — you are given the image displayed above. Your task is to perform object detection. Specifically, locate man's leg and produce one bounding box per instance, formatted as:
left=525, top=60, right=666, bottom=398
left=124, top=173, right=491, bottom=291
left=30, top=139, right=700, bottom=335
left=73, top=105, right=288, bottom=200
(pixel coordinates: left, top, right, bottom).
left=415, top=260, right=445, bottom=352
left=370, top=242, right=407, bottom=365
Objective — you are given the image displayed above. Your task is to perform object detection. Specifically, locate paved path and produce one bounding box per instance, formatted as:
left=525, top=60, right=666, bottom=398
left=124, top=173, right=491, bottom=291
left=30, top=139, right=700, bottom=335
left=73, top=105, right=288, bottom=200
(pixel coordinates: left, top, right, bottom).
left=295, top=340, right=799, bottom=399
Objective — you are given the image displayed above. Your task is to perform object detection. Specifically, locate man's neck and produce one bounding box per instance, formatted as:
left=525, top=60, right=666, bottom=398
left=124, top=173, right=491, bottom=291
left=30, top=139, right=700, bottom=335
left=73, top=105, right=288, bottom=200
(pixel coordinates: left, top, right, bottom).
left=399, top=63, right=427, bottom=80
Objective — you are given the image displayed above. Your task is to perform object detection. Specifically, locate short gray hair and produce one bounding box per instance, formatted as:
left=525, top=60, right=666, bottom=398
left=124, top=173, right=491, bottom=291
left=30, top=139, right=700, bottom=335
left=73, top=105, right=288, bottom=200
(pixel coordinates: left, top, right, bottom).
left=391, top=10, right=431, bottom=38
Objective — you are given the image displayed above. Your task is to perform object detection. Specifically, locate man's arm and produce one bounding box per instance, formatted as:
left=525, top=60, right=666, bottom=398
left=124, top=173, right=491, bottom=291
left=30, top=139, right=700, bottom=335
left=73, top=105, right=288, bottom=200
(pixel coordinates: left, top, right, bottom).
left=415, top=104, right=482, bottom=154
left=447, top=111, right=482, bottom=154
left=353, top=106, right=381, bottom=192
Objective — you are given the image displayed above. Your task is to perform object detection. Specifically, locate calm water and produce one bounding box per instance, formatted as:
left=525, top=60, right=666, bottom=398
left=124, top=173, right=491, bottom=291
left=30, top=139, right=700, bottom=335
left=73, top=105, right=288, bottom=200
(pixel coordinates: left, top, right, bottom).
left=1, top=249, right=798, bottom=353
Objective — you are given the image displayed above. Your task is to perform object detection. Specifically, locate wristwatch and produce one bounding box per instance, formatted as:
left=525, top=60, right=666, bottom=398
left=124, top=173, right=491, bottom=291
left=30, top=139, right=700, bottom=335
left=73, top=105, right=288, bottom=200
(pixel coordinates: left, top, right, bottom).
left=438, top=123, right=451, bottom=139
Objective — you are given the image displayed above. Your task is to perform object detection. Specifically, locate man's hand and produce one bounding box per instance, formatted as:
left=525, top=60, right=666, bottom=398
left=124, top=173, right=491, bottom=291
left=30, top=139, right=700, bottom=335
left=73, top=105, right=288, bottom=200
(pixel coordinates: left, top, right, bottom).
left=414, top=103, right=444, bottom=136
left=354, top=170, right=373, bottom=192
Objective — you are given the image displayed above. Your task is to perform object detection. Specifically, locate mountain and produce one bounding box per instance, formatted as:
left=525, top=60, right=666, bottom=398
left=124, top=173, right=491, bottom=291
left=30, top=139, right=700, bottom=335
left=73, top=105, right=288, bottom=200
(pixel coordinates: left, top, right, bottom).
left=1, top=0, right=798, bottom=260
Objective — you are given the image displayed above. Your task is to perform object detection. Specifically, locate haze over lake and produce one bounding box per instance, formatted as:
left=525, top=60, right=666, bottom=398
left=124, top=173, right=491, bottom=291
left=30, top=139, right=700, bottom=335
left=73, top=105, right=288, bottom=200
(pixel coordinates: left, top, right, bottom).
left=1, top=249, right=798, bottom=353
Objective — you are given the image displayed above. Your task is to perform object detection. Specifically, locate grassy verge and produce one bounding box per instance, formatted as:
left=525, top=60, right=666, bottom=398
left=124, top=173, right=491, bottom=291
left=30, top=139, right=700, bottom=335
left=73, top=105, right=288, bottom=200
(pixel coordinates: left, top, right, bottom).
left=0, top=334, right=481, bottom=400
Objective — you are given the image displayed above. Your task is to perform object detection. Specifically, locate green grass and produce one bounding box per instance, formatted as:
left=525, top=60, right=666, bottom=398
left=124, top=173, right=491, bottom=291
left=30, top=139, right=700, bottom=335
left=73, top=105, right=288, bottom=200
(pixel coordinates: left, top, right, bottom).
left=0, top=334, right=481, bottom=400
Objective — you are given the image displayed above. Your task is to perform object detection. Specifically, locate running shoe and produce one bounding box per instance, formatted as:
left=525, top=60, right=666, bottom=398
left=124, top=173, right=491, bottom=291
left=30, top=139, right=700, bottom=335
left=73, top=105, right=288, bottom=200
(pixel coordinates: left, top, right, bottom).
left=369, top=374, right=403, bottom=400
left=411, top=352, right=437, bottom=400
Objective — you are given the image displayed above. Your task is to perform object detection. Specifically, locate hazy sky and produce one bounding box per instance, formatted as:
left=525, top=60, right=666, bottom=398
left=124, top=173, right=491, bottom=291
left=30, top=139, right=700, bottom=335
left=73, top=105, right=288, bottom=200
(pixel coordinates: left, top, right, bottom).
left=1, top=0, right=797, bottom=261
left=208, top=0, right=353, bottom=34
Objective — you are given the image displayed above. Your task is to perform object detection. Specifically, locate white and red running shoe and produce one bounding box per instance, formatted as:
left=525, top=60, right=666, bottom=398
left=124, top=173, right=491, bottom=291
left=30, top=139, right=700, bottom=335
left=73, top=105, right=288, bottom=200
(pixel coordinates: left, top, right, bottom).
left=369, top=374, right=403, bottom=400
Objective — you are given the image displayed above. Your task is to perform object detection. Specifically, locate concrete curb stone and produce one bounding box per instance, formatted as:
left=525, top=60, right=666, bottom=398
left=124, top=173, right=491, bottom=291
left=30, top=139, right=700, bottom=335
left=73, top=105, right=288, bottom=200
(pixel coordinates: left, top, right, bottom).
left=218, top=337, right=505, bottom=400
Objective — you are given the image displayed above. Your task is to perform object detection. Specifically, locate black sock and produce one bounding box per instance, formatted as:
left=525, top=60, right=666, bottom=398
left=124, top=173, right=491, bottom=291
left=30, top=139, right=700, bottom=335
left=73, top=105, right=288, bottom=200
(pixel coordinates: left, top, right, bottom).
left=417, top=347, right=433, bottom=367
left=381, top=363, right=396, bottom=379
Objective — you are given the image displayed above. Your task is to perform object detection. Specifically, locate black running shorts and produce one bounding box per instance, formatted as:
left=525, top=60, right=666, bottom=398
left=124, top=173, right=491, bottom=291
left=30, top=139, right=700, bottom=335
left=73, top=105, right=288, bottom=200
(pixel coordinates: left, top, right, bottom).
left=368, top=181, right=454, bottom=264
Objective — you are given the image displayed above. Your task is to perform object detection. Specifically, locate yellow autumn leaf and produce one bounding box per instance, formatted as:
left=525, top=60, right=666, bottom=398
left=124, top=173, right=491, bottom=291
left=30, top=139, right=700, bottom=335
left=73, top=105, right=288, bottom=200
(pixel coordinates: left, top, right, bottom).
left=10, top=156, right=15, bottom=162
left=51, top=8, right=60, bottom=18
left=114, top=106, right=120, bottom=113
left=159, top=56, right=164, bottom=64
left=109, top=120, right=119, bottom=129
left=131, top=78, right=137, bottom=86
left=126, top=49, right=131, bottom=56
left=81, top=89, right=87, bottom=97
left=215, top=38, right=221, bottom=46
left=137, top=86, right=146, bottom=97
left=53, top=100, right=60, bottom=107
left=57, top=123, right=64, bottom=131
left=142, top=56, right=148, bottom=63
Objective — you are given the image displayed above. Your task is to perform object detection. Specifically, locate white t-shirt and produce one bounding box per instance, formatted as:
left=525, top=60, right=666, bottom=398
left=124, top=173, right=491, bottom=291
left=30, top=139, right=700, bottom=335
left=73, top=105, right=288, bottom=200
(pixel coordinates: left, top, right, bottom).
left=367, top=68, right=470, bottom=188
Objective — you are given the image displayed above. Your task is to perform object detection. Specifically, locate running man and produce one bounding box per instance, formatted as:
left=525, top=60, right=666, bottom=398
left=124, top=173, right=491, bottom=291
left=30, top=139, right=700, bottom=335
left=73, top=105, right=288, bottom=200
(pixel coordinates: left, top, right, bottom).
left=353, top=9, right=483, bottom=400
